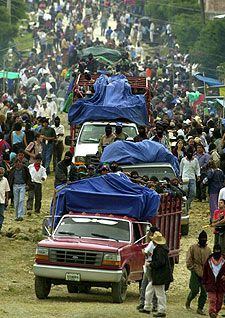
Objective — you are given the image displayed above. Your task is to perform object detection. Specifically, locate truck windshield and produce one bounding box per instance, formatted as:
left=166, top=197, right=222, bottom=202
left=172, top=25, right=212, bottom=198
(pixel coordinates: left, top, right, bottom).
left=55, top=217, right=130, bottom=241
left=79, top=124, right=137, bottom=143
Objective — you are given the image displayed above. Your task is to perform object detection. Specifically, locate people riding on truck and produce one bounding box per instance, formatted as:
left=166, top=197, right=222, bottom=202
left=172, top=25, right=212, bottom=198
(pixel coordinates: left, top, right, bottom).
left=54, top=151, right=73, bottom=187
left=114, top=123, right=129, bottom=141
left=98, top=124, right=115, bottom=155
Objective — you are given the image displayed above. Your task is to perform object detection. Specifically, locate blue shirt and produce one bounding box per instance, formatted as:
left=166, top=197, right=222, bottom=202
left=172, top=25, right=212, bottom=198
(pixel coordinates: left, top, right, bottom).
left=207, top=169, right=225, bottom=194
left=195, top=152, right=211, bottom=170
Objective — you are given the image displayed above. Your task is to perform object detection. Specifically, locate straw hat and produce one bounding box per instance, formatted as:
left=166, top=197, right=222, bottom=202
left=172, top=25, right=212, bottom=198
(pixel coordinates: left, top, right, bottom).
left=151, top=231, right=166, bottom=245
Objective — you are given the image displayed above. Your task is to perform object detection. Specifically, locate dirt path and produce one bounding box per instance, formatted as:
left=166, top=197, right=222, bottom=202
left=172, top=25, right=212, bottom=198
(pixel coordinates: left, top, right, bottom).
left=1, top=187, right=223, bottom=318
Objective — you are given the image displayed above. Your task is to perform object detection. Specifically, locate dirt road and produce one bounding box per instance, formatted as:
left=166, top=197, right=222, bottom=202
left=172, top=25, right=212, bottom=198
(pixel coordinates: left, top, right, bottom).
left=1, top=172, right=224, bottom=317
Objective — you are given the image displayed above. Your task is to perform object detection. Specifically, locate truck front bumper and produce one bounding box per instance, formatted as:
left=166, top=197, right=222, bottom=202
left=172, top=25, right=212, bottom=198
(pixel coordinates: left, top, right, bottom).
left=33, top=264, right=123, bottom=283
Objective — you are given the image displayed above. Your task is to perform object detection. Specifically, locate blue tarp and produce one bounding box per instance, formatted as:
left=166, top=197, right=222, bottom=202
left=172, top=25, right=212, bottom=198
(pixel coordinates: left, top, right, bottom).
left=101, top=140, right=180, bottom=176
left=194, top=74, right=222, bottom=87
left=53, top=173, right=160, bottom=222
left=68, top=74, right=148, bottom=126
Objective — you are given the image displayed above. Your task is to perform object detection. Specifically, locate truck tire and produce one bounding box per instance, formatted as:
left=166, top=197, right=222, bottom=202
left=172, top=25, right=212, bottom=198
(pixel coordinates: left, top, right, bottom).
left=67, top=284, right=79, bottom=293
left=181, top=224, right=189, bottom=236
left=112, top=268, right=128, bottom=303
left=35, top=276, right=51, bottom=299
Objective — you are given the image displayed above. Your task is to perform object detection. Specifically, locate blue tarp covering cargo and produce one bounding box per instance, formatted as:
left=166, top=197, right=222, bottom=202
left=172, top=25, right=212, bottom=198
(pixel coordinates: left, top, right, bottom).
left=53, top=173, right=160, bottom=222
left=100, top=140, right=180, bottom=176
left=68, top=74, right=148, bottom=126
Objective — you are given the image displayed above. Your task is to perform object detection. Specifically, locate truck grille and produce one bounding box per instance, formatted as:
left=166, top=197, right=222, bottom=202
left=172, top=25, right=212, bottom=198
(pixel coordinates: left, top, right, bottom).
left=49, top=248, right=103, bottom=266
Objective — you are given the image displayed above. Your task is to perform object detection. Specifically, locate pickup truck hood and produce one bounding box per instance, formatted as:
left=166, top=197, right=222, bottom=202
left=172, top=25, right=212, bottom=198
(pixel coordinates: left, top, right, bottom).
left=74, top=143, right=98, bottom=157
left=39, top=237, right=128, bottom=252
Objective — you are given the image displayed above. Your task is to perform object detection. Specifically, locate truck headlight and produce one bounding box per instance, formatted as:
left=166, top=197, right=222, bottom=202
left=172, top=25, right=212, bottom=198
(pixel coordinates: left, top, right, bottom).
left=102, top=253, right=121, bottom=266
left=35, top=246, right=49, bottom=261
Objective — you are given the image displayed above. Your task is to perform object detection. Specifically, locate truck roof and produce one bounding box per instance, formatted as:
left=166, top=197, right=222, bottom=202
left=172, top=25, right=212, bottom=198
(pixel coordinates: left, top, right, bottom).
left=62, top=212, right=146, bottom=223
left=82, top=121, right=137, bottom=126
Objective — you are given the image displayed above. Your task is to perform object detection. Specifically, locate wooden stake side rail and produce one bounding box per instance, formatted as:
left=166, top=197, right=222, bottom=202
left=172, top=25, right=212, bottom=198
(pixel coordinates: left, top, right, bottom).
left=74, top=73, right=148, bottom=89
left=151, top=195, right=182, bottom=263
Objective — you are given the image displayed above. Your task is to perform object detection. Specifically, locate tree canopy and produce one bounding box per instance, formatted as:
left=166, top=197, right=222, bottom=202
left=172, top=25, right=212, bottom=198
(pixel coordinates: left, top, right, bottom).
left=191, top=18, right=225, bottom=76
left=0, top=0, right=27, bottom=51
left=144, top=0, right=225, bottom=76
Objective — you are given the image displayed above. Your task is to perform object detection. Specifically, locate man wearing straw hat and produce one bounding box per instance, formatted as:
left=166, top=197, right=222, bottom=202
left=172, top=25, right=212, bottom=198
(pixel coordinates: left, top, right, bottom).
left=141, top=231, right=172, bottom=317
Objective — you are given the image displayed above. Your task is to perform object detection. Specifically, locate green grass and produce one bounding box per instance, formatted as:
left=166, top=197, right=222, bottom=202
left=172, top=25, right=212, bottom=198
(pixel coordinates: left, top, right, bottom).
left=14, top=32, right=33, bottom=53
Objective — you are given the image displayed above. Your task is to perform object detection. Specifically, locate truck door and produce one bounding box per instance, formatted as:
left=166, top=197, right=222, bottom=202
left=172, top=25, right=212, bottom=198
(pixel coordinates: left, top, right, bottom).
left=129, top=223, right=145, bottom=281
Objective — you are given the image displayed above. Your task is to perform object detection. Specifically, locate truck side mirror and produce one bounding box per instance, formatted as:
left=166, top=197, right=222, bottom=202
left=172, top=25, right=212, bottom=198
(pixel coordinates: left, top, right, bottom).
left=65, top=135, right=71, bottom=146
left=65, top=135, right=77, bottom=146
left=42, top=217, right=52, bottom=237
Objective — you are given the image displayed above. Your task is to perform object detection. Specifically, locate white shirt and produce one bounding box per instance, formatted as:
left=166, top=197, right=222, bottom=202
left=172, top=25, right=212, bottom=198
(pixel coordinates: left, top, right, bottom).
left=37, top=106, right=52, bottom=119
left=28, top=164, right=47, bottom=184
left=0, top=177, right=10, bottom=204
left=209, top=258, right=224, bottom=278
left=47, top=101, right=57, bottom=117
left=177, top=129, right=185, bottom=137
left=144, top=241, right=155, bottom=262
left=180, top=157, right=200, bottom=180
left=218, top=187, right=225, bottom=202
left=51, top=124, right=65, bottom=141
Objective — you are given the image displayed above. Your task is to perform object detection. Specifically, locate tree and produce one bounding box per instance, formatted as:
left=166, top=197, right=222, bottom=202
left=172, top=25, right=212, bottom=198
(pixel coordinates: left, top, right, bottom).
left=191, top=18, right=225, bottom=76
left=0, top=0, right=27, bottom=51
left=144, top=0, right=200, bottom=23
left=171, top=14, right=202, bottom=52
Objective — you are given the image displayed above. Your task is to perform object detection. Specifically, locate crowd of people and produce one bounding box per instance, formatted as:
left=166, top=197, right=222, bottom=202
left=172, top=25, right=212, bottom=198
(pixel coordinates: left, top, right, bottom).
left=1, top=0, right=225, bottom=317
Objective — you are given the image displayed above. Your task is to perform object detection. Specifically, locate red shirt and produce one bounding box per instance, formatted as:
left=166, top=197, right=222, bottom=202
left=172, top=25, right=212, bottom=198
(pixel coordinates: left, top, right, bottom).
left=213, top=209, right=225, bottom=221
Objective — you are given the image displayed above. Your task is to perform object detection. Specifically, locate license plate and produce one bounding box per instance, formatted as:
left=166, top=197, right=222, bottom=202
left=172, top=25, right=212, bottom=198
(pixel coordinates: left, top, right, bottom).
left=65, top=273, right=81, bottom=281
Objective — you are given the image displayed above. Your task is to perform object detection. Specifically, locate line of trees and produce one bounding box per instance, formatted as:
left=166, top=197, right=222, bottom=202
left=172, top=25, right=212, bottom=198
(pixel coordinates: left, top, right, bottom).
left=144, top=0, right=225, bottom=77
left=0, top=0, right=27, bottom=53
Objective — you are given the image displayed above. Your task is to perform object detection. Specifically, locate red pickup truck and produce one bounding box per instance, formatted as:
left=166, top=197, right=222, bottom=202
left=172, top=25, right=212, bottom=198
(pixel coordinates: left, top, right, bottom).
left=33, top=195, right=181, bottom=303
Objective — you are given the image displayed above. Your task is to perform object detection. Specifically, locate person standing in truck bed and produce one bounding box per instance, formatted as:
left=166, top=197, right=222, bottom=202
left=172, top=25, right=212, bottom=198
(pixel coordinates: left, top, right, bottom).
left=114, top=122, right=128, bottom=141
left=98, top=124, right=115, bottom=155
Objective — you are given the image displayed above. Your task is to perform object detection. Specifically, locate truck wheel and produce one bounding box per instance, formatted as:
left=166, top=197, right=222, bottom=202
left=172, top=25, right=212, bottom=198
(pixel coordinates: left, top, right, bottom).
left=67, top=284, right=79, bottom=293
left=35, top=276, right=51, bottom=299
left=112, top=268, right=128, bottom=303
left=181, top=224, right=189, bottom=236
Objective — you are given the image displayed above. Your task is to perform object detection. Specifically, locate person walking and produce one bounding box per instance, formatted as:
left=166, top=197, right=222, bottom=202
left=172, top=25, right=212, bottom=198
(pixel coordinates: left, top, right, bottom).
left=203, top=244, right=225, bottom=318
left=211, top=199, right=225, bottom=253
left=27, top=154, right=47, bottom=215
left=186, top=230, right=211, bottom=315
left=195, top=143, right=211, bottom=202
left=137, top=226, right=159, bottom=312
left=9, top=158, right=32, bottom=221
left=0, top=167, right=10, bottom=232
left=11, top=122, right=27, bottom=152
left=40, top=118, right=56, bottom=175
left=141, top=231, right=173, bottom=317
left=180, top=147, right=201, bottom=213
left=51, top=116, right=65, bottom=171
left=204, top=161, right=225, bottom=221
left=25, top=133, right=43, bottom=164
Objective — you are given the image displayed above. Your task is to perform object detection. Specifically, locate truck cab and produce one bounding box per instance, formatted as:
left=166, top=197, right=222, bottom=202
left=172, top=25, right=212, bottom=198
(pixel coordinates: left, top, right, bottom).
left=34, top=213, right=148, bottom=303
left=73, top=121, right=138, bottom=163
